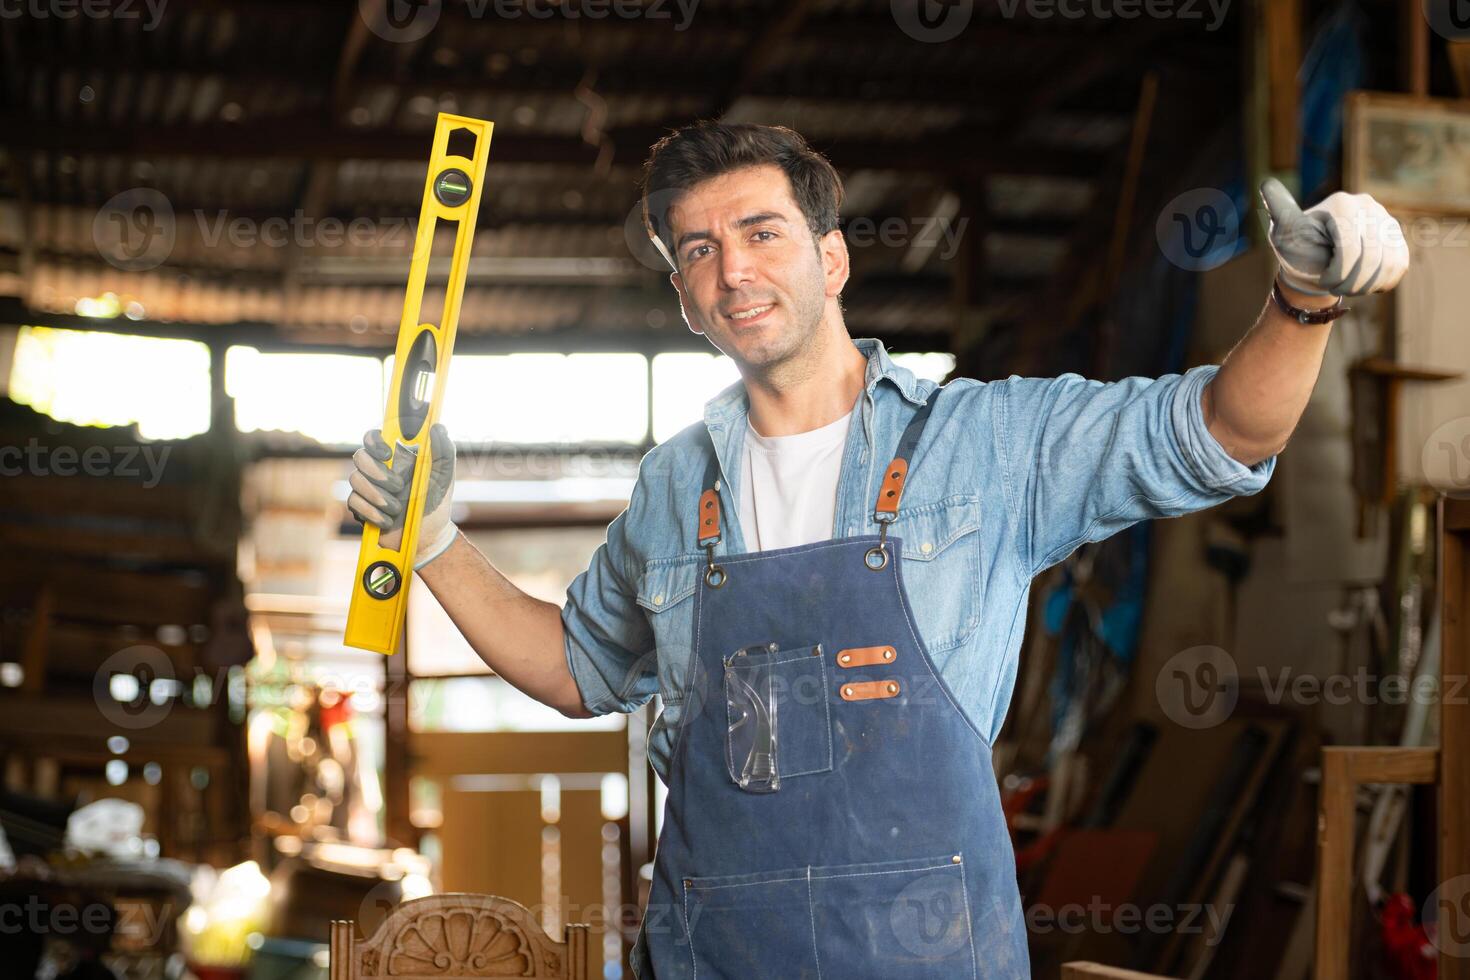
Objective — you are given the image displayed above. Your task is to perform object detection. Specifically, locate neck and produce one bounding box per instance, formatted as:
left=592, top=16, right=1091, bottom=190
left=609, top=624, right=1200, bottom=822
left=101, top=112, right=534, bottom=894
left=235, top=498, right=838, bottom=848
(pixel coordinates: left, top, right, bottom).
left=743, top=319, right=867, bottom=437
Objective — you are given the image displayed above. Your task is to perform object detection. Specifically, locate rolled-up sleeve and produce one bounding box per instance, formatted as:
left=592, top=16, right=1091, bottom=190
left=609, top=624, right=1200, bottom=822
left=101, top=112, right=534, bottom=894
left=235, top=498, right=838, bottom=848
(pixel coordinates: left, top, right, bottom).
left=561, top=482, right=657, bottom=717
left=999, top=362, right=1275, bottom=578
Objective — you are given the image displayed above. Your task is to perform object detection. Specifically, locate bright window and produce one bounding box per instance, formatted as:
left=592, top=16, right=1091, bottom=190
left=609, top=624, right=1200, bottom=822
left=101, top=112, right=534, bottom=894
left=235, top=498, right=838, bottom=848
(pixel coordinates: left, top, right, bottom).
left=650, top=350, right=954, bottom=443
left=226, top=347, right=384, bottom=446
left=651, top=352, right=739, bottom=443
left=432, top=353, right=648, bottom=444
left=891, top=352, right=955, bottom=383
left=8, top=326, right=211, bottom=439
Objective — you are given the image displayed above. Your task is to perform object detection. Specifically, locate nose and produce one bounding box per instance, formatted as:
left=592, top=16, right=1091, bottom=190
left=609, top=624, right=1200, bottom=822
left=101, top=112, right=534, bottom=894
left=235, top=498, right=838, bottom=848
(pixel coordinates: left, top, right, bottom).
left=717, top=239, right=756, bottom=291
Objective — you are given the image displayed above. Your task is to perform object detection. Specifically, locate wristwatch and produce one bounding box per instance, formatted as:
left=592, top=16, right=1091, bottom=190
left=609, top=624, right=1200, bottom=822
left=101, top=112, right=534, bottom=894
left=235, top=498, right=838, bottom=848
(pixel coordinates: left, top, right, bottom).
left=1271, top=277, right=1349, bottom=324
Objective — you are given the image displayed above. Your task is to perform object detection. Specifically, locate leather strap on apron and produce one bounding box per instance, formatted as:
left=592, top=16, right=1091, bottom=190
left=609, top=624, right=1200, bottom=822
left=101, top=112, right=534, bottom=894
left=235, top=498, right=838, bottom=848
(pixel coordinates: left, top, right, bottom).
left=696, top=393, right=938, bottom=584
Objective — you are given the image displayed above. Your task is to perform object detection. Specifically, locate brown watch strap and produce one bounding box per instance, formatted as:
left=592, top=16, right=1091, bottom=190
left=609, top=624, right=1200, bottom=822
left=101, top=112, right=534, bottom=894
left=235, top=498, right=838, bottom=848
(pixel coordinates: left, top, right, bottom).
left=1272, top=278, right=1349, bottom=324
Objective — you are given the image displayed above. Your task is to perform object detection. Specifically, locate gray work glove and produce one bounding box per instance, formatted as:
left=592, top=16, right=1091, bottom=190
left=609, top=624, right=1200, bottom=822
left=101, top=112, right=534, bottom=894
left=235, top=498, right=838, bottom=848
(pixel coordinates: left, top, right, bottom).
left=1259, top=177, right=1410, bottom=297
left=347, top=423, right=457, bottom=570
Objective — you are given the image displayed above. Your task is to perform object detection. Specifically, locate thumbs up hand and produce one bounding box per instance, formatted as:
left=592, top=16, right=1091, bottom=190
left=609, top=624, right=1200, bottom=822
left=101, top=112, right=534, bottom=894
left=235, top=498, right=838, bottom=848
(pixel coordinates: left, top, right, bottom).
left=1259, top=178, right=1410, bottom=297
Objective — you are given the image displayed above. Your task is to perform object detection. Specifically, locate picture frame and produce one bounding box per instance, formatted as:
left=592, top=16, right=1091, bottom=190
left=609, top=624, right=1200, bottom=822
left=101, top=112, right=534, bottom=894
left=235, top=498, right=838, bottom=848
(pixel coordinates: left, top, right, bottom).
left=1344, top=91, right=1470, bottom=217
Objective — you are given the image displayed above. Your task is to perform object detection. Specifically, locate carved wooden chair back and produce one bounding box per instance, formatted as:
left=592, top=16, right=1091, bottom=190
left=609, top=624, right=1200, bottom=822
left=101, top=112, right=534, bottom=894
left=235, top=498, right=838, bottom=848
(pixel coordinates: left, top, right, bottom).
left=329, top=893, right=589, bottom=979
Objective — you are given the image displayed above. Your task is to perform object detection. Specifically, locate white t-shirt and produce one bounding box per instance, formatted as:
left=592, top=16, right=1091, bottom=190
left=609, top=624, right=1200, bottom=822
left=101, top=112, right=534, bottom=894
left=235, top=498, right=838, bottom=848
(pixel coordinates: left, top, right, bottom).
left=737, top=407, right=854, bottom=551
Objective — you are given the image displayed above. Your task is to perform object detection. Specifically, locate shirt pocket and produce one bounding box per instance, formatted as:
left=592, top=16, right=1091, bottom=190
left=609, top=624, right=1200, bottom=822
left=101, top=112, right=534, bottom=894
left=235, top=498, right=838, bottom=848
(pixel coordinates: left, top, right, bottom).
left=892, top=494, right=983, bottom=653
left=635, top=557, right=703, bottom=764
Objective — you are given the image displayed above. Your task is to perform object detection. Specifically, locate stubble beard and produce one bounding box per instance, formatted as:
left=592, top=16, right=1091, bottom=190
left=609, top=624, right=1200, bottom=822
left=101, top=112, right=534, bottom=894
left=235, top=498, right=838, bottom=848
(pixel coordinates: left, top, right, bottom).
left=725, top=265, right=828, bottom=387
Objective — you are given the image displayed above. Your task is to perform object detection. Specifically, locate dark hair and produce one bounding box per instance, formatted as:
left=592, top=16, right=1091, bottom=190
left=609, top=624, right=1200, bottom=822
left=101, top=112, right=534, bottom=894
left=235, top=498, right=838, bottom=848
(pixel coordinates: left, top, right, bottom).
left=640, top=121, right=844, bottom=267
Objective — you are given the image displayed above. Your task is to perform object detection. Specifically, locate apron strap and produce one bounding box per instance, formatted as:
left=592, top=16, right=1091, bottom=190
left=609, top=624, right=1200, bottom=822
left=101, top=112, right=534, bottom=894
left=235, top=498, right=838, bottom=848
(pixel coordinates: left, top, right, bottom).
left=693, top=383, right=944, bottom=552
left=697, top=451, right=722, bottom=549
left=873, top=389, right=940, bottom=522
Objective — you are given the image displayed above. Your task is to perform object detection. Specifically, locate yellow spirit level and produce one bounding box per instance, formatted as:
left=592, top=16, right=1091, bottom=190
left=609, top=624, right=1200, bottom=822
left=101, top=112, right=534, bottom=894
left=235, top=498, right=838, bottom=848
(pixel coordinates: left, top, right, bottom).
left=345, top=112, right=493, bottom=655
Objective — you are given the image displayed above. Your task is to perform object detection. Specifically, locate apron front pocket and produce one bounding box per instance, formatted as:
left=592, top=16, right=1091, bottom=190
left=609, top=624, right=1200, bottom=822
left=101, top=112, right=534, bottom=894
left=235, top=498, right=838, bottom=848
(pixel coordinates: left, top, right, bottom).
left=682, top=867, right=820, bottom=979
left=681, top=852, right=975, bottom=980
left=723, top=643, right=832, bottom=792
left=810, top=851, right=977, bottom=979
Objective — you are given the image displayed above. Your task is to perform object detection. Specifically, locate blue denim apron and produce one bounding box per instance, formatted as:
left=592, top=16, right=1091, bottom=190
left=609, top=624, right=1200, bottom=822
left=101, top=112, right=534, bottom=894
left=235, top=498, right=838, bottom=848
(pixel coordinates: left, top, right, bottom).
left=631, top=391, right=1030, bottom=979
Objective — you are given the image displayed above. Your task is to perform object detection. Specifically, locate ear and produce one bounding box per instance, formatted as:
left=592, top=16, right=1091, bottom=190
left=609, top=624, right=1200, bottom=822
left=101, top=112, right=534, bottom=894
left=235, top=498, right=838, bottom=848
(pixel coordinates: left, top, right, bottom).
left=670, top=270, right=703, bottom=336
left=820, top=229, right=850, bottom=298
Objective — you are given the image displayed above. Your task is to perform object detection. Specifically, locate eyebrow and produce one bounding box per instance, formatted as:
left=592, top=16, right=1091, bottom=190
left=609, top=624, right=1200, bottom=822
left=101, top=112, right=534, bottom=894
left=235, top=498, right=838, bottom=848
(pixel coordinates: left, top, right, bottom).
left=675, top=211, right=790, bottom=253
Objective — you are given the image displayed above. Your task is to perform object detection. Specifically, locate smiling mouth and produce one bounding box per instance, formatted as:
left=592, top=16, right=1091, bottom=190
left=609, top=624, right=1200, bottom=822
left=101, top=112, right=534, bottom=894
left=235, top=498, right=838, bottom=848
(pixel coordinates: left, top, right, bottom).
left=726, top=304, right=774, bottom=321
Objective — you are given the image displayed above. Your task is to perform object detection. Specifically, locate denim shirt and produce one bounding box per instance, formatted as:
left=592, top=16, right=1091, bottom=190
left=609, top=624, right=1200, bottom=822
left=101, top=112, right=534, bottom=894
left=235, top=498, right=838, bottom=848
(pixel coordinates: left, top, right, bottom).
left=561, top=337, right=1275, bottom=780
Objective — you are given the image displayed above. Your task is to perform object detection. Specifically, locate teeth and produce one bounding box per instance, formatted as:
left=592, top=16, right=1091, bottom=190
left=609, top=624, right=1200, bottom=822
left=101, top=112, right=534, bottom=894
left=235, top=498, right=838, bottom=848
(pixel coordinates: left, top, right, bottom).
left=730, top=305, right=772, bottom=320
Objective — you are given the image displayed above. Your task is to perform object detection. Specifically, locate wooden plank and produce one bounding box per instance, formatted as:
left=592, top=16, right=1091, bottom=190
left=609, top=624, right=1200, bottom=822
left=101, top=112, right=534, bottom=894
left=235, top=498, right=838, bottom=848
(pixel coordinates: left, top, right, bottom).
left=0, top=695, right=217, bottom=745
left=0, top=564, right=213, bottom=626
left=1402, top=0, right=1430, bottom=96
left=1062, top=964, right=1176, bottom=979
left=1264, top=0, right=1302, bottom=171
left=0, top=525, right=220, bottom=564
left=1442, top=496, right=1470, bottom=980
left=1315, top=749, right=1358, bottom=980
left=1315, top=747, right=1439, bottom=979
left=1448, top=495, right=1470, bottom=532
left=414, top=732, right=629, bottom=777
left=0, top=620, right=203, bottom=680
left=1342, top=745, right=1439, bottom=784
left=4, top=474, right=195, bottom=520
left=19, top=586, right=52, bottom=696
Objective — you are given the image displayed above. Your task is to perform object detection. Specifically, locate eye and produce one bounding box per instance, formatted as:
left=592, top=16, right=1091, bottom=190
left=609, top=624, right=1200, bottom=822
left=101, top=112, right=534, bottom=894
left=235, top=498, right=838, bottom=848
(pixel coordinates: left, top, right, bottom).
left=752, top=230, right=777, bottom=242
left=686, top=243, right=713, bottom=261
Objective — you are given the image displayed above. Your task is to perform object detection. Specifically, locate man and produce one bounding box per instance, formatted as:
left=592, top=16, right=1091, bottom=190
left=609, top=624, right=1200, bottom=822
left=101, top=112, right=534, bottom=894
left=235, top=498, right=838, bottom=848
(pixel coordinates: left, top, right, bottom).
left=348, top=122, right=1408, bottom=978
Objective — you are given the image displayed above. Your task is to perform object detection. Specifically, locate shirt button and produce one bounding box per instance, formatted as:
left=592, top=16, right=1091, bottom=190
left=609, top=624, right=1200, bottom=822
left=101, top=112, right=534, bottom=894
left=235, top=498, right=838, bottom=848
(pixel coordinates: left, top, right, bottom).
left=920, top=542, right=933, bottom=554
left=654, top=594, right=664, bottom=605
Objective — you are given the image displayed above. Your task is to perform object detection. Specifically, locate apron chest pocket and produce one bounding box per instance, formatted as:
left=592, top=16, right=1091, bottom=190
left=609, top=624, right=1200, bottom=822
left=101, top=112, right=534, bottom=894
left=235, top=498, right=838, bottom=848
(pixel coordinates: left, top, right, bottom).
left=723, top=643, right=832, bottom=792
left=682, top=852, right=976, bottom=980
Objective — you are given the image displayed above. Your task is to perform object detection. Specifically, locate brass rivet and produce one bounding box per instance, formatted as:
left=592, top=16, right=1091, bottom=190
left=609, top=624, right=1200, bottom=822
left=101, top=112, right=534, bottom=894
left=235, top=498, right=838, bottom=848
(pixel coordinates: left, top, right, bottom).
left=844, top=687, right=853, bottom=697
left=951, top=855, right=961, bottom=864
left=883, top=649, right=894, bottom=660
left=887, top=682, right=898, bottom=694
left=840, top=654, right=851, bottom=664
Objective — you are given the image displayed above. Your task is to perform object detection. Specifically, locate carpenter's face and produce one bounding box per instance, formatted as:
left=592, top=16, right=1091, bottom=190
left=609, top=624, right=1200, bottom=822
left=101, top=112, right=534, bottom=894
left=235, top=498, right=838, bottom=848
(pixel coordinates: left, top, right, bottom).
left=664, top=164, right=847, bottom=370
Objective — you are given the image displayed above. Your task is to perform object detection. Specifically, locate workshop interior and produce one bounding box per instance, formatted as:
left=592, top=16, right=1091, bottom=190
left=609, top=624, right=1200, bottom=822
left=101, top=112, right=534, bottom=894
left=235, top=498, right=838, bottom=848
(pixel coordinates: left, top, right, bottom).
left=1, top=1, right=1469, bottom=979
